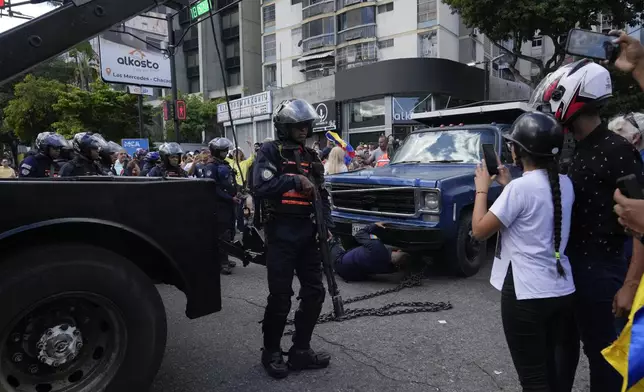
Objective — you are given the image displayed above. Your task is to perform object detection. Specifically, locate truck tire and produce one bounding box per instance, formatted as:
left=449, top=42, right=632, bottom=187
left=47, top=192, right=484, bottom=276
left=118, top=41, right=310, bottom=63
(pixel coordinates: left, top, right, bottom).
left=443, top=210, right=487, bottom=277
left=0, top=244, right=167, bottom=392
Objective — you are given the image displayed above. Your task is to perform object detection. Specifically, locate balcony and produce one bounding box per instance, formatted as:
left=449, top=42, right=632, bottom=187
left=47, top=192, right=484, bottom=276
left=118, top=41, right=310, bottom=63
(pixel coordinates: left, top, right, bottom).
left=187, top=66, right=200, bottom=78
left=183, top=38, right=199, bottom=52
left=222, top=25, right=240, bottom=40
left=336, top=0, right=372, bottom=10
left=302, top=33, right=335, bottom=52
left=337, top=24, right=376, bottom=45
left=302, top=0, right=334, bottom=19
left=225, top=56, right=241, bottom=69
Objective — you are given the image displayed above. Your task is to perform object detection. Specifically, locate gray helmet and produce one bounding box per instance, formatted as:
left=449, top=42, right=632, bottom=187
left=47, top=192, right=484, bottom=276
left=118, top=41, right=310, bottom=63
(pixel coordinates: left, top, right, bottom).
left=208, top=137, right=233, bottom=154
left=273, top=99, right=318, bottom=141
left=158, top=142, right=183, bottom=158
left=72, top=132, right=108, bottom=156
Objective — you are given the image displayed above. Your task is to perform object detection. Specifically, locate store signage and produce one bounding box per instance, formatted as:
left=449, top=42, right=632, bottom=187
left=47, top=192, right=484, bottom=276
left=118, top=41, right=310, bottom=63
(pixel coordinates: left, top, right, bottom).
left=312, top=100, right=337, bottom=132
left=217, top=91, right=272, bottom=123
left=98, top=36, right=171, bottom=88
left=392, top=96, right=431, bottom=124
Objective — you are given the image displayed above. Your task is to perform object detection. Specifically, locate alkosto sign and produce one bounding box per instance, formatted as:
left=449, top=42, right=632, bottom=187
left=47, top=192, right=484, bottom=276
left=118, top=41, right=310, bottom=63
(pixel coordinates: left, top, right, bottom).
left=98, top=36, right=172, bottom=88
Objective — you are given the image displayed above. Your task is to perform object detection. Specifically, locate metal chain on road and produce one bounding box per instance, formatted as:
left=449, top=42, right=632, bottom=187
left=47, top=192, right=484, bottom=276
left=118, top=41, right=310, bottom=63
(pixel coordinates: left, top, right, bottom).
left=283, top=271, right=452, bottom=336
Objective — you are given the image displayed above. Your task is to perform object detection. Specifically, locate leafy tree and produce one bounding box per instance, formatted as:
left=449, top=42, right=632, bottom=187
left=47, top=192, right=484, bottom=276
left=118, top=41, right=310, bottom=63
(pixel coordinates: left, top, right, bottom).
left=53, top=81, right=153, bottom=142
left=2, top=75, right=67, bottom=142
left=161, top=93, right=224, bottom=143
left=443, top=0, right=643, bottom=84
left=601, top=66, right=644, bottom=119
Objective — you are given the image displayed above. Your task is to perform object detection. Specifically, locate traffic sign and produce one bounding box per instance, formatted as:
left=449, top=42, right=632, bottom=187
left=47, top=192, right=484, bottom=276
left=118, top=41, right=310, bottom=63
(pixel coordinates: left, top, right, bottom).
left=190, top=0, right=210, bottom=19
left=176, top=100, right=187, bottom=120
left=127, top=85, right=154, bottom=96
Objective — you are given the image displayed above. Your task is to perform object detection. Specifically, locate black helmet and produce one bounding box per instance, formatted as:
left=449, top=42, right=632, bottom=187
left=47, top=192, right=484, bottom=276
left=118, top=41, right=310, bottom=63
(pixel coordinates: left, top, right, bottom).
left=158, top=142, right=183, bottom=167
left=208, top=137, right=233, bottom=157
left=72, top=132, right=108, bottom=157
left=273, top=99, right=318, bottom=141
left=504, top=112, right=564, bottom=157
left=35, top=132, right=67, bottom=155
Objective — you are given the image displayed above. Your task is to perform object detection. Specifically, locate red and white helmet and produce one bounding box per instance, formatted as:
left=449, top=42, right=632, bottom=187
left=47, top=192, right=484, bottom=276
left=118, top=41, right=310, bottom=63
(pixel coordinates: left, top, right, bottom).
left=529, top=59, right=612, bottom=125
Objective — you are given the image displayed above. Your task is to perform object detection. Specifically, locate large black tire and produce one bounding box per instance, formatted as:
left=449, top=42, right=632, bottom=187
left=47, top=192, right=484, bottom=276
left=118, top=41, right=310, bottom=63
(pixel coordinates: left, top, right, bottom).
left=0, top=244, right=167, bottom=392
left=443, top=210, right=487, bottom=277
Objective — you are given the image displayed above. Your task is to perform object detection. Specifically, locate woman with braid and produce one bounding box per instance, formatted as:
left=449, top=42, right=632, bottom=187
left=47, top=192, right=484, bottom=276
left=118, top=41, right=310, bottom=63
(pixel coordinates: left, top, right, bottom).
left=471, top=112, right=578, bottom=391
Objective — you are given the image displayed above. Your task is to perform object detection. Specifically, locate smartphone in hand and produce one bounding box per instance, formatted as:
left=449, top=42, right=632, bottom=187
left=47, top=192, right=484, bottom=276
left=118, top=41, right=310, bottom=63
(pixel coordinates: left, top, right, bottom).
left=481, top=143, right=499, bottom=176
left=565, top=28, right=619, bottom=62
left=617, top=174, right=644, bottom=199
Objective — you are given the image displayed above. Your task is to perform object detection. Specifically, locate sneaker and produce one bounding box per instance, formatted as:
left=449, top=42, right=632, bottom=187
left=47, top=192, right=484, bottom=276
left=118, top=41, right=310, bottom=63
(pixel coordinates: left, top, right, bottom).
left=261, top=349, right=289, bottom=379
left=286, top=346, right=330, bottom=371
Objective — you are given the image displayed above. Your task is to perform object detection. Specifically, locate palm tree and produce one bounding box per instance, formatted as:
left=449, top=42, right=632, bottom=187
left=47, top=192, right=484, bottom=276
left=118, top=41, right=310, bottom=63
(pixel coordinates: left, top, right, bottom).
left=67, top=42, right=98, bottom=91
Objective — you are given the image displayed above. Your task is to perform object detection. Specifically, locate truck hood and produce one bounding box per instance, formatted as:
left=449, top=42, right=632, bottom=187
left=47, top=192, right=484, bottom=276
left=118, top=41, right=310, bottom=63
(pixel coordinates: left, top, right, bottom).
left=327, top=163, right=476, bottom=187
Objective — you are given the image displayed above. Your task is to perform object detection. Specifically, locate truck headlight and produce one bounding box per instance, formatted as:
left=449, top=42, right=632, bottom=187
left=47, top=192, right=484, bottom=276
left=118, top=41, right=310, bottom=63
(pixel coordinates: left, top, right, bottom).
left=424, top=192, right=439, bottom=210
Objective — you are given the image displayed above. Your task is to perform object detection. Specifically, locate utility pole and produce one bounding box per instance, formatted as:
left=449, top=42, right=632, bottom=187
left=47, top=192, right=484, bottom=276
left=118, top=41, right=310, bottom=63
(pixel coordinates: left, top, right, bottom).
left=167, top=14, right=180, bottom=143
left=138, top=93, right=144, bottom=138
left=484, top=60, right=490, bottom=101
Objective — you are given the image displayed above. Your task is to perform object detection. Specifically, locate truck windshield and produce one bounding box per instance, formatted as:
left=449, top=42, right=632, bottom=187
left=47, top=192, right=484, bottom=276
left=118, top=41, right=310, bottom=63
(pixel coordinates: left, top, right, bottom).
left=390, top=129, right=493, bottom=164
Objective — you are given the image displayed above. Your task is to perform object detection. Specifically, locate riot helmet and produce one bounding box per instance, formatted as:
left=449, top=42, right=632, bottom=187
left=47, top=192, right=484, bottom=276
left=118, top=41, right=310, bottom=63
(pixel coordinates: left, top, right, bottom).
left=144, top=151, right=160, bottom=164
left=158, top=142, right=183, bottom=167
left=504, top=112, right=564, bottom=166
left=208, top=137, right=233, bottom=160
left=35, top=132, right=67, bottom=160
left=100, top=141, right=122, bottom=166
left=529, top=59, right=612, bottom=125
left=134, top=148, right=148, bottom=161
left=273, top=99, right=318, bottom=144
left=72, top=132, right=108, bottom=161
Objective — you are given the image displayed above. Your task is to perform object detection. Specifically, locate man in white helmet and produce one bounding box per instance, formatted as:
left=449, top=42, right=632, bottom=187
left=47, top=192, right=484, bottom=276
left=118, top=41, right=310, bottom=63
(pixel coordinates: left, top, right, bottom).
left=531, top=58, right=644, bottom=391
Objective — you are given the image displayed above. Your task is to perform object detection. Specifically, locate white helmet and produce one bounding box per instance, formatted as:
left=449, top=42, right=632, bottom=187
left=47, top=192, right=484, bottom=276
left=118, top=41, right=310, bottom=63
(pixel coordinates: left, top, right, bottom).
left=529, top=59, right=612, bottom=125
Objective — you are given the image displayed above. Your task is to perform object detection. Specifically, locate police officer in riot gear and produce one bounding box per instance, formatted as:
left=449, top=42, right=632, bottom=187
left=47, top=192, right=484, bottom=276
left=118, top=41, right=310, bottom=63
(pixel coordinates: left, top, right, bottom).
left=99, top=141, right=123, bottom=176
left=58, top=132, right=106, bottom=177
left=252, top=99, right=333, bottom=379
left=54, top=139, right=74, bottom=175
left=139, top=151, right=160, bottom=176
left=205, top=137, right=241, bottom=275
left=19, top=132, right=67, bottom=177
left=147, top=142, right=187, bottom=177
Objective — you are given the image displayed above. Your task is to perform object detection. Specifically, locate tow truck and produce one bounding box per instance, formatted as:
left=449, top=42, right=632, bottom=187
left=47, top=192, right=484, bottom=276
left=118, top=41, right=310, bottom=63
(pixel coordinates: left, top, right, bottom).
left=0, top=1, right=265, bottom=391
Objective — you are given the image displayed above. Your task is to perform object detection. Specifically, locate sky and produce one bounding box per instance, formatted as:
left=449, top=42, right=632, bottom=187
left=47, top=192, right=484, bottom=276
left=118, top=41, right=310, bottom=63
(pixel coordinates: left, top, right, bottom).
left=0, top=3, right=55, bottom=34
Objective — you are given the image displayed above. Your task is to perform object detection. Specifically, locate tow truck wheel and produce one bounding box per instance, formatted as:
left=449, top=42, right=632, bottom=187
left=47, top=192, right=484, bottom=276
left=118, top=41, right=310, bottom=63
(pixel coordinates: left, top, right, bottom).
left=0, top=244, right=167, bottom=392
left=444, top=210, right=487, bottom=277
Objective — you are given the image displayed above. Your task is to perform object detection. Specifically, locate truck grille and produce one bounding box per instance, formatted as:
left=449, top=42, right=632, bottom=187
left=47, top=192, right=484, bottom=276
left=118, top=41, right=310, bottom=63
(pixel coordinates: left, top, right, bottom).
left=329, top=184, right=417, bottom=216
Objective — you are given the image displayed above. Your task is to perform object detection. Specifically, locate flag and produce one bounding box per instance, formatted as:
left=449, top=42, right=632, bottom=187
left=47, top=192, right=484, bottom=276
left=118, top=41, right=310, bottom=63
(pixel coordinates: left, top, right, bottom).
left=603, top=274, right=644, bottom=392
left=325, top=131, right=355, bottom=166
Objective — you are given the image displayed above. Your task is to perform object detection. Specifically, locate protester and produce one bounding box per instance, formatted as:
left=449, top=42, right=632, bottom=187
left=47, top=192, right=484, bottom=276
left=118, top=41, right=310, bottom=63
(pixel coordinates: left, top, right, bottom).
left=330, top=222, right=410, bottom=282
left=0, top=158, right=16, bottom=178
left=324, top=146, right=348, bottom=175
left=608, top=113, right=644, bottom=159
left=364, top=135, right=389, bottom=167
left=112, top=148, right=128, bottom=176
left=532, top=53, right=644, bottom=391
left=471, top=112, right=577, bottom=391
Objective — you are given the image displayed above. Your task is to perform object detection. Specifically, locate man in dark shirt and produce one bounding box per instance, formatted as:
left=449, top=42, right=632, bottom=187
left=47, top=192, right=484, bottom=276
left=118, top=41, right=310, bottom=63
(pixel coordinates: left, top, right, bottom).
left=330, top=222, right=410, bottom=281
left=535, top=59, right=644, bottom=391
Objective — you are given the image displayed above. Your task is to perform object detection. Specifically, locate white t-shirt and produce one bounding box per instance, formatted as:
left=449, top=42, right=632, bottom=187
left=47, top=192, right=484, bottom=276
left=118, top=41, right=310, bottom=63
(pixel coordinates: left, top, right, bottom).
left=489, top=169, right=576, bottom=300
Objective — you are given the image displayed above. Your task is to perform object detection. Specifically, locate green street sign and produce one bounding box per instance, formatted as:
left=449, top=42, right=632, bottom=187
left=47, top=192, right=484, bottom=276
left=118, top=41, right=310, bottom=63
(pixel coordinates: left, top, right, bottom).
left=190, top=0, right=210, bottom=20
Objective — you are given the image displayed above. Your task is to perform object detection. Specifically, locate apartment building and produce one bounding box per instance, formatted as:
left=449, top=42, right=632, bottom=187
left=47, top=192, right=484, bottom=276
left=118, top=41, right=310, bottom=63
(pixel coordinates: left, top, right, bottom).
left=254, top=0, right=529, bottom=146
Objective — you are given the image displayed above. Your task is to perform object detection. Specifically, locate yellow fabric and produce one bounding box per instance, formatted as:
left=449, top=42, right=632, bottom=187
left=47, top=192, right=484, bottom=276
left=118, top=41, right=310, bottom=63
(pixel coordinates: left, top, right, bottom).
left=226, top=155, right=255, bottom=186
left=603, top=273, right=644, bottom=392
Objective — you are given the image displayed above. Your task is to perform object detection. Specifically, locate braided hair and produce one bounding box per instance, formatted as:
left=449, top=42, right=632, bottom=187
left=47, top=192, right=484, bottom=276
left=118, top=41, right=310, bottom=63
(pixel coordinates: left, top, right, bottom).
left=513, top=143, right=566, bottom=279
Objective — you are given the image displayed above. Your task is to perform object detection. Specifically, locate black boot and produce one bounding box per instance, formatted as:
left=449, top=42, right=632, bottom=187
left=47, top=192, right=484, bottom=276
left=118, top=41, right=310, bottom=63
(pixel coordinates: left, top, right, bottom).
left=228, top=259, right=237, bottom=268
left=286, top=346, right=331, bottom=371
left=220, top=265, right=232, bottom=275
left=261, top=349, right=289, bottom=379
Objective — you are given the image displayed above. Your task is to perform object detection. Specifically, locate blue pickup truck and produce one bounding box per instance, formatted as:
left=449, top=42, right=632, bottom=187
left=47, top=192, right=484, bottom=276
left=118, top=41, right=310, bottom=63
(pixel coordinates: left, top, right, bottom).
left=327, top=123, right=521, bottom=276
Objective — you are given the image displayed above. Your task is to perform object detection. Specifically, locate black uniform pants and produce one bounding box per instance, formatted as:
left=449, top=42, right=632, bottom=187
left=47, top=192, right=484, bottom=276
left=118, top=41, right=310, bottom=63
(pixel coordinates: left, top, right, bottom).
left=501, top=267, right=579, bottom=392
left=262, top=216, right=325, bottom=351
left=215, top=203, right=235, bottom=268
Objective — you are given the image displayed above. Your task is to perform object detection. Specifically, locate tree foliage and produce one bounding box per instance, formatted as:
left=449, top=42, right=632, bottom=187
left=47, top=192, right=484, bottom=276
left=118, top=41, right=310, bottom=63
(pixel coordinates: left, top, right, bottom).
left=161, top=93, right=224, bottom=143
left=601, top=66, right=644, bottom=119
left=2, top=75, right=68, bottom=142
left=443, top=0, right=643, bottom=84
left=53, top=81, right=153, bottom=141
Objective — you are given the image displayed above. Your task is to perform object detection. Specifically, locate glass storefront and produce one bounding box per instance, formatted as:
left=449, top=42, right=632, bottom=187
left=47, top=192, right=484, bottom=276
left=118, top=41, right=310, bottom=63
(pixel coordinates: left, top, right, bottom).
left=348, top=131, right=384, bottom=149
left=349, top=98, right=385, bottom=129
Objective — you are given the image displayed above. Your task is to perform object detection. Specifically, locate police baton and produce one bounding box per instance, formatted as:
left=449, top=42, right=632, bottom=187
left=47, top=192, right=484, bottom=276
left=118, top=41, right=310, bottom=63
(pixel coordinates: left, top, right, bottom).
left=311, top=185, right=345, bottom=318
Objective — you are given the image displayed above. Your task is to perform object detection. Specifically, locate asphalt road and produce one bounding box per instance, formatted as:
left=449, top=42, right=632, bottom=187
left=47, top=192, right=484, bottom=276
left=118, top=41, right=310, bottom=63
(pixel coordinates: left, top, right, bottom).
left=150, top=259, right=591, bottom=392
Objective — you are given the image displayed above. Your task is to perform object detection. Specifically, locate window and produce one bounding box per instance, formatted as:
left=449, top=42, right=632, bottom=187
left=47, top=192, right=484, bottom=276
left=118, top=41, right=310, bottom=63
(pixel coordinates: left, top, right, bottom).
left=189, top=78, right=200, bottom=93
left=264, top=34, right=276, bottom=61
left=189, top=26, right=198, bottom=39
left=532, top=37, right=543, bottom=47
left=146, top=37, right=162, bottom=51
left=221, top=10, right=239, bottom=29
left=417, top=0, right=436, bottom=25
left=337, top=41, right=377, bottom=70
left=228, top=70, right=240, bottom=86
left=186, top=52, right=199, bottom=67
left=291, top=27, right=302, bottom=52
left=418, top=31, right=437, bottom=58
left=302, top=17, right=334, bottom=39
left=377, top=38, right=393, bottom=49
left=337, top=7, right=375, bottom=31
left=226, top=41, right=240, bottom=58
left=264, top=64, right=277, bottom=88
left=377, top=2, right=393, bottom=13
left=263, top=4, right=275, bottom=29
left=292, top=0, right=302, bottom=3
left=349, top=98, right=385, bottom=129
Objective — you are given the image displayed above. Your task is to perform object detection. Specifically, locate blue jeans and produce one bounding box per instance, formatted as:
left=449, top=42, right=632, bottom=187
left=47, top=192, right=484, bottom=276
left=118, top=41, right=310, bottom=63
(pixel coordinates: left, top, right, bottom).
left=570, top=253, right=628, bottom=392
